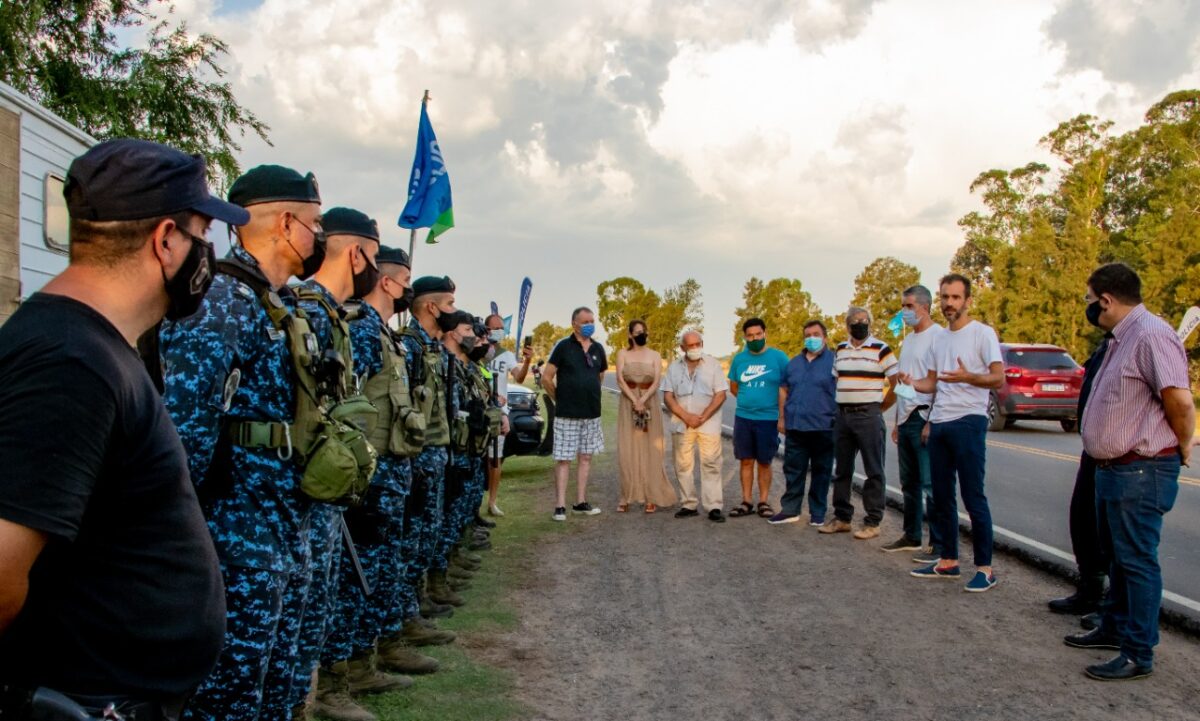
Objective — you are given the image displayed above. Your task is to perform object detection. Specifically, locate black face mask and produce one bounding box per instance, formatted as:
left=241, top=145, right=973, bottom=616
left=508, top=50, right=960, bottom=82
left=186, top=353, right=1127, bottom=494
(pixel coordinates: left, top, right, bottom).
left=460, top=335, right=478, bottom=353
left=435, top=308, right=460, bottom=333
left=351, top=254, right=379, bottom=300
left=632, top=333, right=648, bottom=347
left=1085, top=300, right=1103, bottom=328
left=288, top=217, right=326, bottom=280
left=392, top=286, right=414, bottom=315
left=163, top=229, right=217, bottom=320
left=849, top=322, right=870, bottom=341
left=467, top=343, right=489, bottom=362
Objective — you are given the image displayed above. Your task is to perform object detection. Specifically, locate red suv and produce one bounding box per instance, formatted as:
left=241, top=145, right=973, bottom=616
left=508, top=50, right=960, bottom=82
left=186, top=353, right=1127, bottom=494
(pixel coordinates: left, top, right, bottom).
left=988, top=343, right=1084, bottom=432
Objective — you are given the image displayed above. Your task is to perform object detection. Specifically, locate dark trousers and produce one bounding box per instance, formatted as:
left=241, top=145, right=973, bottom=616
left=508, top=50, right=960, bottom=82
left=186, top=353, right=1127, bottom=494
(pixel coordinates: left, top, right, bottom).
left=1097, top=456, right=1180, bottom=667
left=538, top=394, right=556, bottom=454
left=928, top=415, right=993, bottom=566
left=781, top=429, right=834, bottom=518
left=1069, top=453, right=1108, bottom=586
left=897, top=413, right=941, bottom=550
left=831, top=405, right=887, bottom=526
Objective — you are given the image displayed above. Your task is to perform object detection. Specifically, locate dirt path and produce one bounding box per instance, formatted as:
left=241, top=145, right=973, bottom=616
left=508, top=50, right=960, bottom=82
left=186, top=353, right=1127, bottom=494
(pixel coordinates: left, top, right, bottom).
left=492, top=427, right=1200, bottom=721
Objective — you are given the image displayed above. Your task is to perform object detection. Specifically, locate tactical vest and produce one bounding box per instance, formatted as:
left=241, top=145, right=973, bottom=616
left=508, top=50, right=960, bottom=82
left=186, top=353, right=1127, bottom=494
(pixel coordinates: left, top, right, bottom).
left=217, top=259, right=377, bottom=506
left=401, top=327, right=450, bottom=447
left=361, top=326, right=427, bottom=457
left=452, top=360, right=502, bottom=456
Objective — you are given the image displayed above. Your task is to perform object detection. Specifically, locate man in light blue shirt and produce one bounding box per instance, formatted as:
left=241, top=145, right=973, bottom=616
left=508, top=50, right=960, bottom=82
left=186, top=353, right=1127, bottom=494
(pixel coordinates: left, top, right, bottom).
left=726, top=318, right=789, bottom=518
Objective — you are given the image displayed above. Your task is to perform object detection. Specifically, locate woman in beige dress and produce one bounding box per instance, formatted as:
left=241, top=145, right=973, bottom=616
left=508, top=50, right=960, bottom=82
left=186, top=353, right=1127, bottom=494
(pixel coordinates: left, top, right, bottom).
left=615, top=320, right=679, bottom=513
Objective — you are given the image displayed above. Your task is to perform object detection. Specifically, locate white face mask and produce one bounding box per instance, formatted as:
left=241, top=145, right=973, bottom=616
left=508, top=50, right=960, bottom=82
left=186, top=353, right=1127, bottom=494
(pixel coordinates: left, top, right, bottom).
left=685, top=348, right=703, bottom=361
left=487, top=329, right=504, bottom=343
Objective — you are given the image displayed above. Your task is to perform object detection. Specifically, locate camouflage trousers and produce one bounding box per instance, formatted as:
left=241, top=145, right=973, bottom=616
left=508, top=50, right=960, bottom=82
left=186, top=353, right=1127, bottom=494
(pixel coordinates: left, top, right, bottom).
left=399, top=446, right=447, bottom=616
left=436, top=456, right=487, bottom=566
left=278, top=506, right=342, bottom=712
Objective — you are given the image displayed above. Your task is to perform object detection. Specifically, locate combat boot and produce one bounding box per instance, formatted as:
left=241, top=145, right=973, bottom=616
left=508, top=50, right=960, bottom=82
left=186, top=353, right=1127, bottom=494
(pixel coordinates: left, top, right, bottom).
left=427, top=570, right=465, bottom=607
left=377, top=637, right=441, bottom=675
left=396, top=617, right=456, bottom=646
left=474, top=513, right=496, bottom=529
left=460, top=550, right=483, bottom=565
left=312, top=662, right=376, bottom=721
left=448, top=577, right=472, bottom=592
left=345, top=648, right=412, bottom=695
left=467, top=534, right=493, bottom=552
left=450, top=549, right=481, bottom=571
left=417, top=577, right=454, bottom=619
left=291, top=702, right=311, bottom=721
left=447, top=564, right=474, bottom=580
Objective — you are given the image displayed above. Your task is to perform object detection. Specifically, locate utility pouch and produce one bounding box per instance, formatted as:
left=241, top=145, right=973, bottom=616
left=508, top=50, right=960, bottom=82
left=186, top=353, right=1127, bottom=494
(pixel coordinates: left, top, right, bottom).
left=300, top=419, right=377, bottom=506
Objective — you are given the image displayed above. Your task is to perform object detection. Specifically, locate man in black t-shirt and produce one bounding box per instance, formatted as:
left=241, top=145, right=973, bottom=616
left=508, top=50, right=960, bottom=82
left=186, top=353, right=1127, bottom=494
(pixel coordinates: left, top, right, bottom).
left=541, top=306, right=609, bottom=521
left=0, top=139, right=248, bottom=720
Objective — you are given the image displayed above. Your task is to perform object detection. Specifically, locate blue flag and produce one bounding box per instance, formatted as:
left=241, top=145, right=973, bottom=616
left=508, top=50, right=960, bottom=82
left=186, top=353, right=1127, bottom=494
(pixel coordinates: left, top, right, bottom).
left=887, top=310, right=904, bottom=338
left=490, top=301, right=499, bottom=317
left=514, top=277, right=532, bottom=344
left=502, top=315, right=512, bottom=336
left=398, top=103, right=454, bottom=243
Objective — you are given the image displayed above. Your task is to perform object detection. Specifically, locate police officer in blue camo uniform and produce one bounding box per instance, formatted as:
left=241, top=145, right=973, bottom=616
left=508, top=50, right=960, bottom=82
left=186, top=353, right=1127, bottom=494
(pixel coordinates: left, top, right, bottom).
left=399, top=277, right=458, bottom=623
left=283, top=208, right=401, bottom=721
left=160, top=165, right=324, bottom=721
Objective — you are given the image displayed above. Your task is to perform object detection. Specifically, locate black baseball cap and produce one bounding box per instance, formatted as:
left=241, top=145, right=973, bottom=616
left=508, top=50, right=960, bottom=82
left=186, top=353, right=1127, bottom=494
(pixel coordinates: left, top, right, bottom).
left=63, top=138, right=250, bottom=225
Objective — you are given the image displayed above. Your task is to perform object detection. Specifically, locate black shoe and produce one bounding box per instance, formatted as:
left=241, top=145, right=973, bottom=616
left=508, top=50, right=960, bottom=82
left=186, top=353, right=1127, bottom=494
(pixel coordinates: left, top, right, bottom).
left=475, top=515, right=497, bottom=529
left=1085, top=655, right=1152, bottom=682
left=1080, top=612, right=1101, bottom=630
left=708, top=509, right=725, bottom=523
left=1048, top=591, right=1102, bottom=615
left=674, top=507, right=699, bottom=518
left=1064, top=628, right=1121, bottom=650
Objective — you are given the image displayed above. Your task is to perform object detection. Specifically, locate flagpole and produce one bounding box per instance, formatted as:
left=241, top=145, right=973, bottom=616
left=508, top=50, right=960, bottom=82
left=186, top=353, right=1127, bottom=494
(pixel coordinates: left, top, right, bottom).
left=407, top=89, right=431, bottom=270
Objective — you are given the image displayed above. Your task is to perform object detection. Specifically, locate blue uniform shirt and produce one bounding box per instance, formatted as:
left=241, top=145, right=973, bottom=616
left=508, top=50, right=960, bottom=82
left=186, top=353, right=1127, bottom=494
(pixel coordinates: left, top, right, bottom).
left=781, top=347, right=837, bottom=432
left=161, top=245, right=311, bottom=574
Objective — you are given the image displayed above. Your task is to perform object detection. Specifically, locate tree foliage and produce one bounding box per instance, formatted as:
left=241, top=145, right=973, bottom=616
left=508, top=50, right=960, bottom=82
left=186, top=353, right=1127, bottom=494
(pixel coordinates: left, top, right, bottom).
left=849, top=256, right=921, bottom=342
left=596, top=277, right=703, bottom=357
left=528, top=320, right=572, bottom=363
left=733, top=277, right=831, bottom=357
left=0, top=0, right=269, bottom=190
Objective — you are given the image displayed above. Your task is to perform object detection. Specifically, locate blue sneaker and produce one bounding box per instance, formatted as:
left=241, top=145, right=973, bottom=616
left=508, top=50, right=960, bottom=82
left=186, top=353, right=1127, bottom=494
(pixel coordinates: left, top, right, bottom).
left=768, top=512, right=799, bottom=525
left=808, top=515, right=825, bottom=527
left=910, top=563, right=961, bottom=579
left=965, top=571, right=998, bottom=593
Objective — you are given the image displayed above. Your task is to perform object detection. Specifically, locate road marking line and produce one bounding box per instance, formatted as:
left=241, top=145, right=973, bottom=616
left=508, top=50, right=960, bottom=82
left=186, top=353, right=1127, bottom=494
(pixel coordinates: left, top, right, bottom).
left=985, top=438, right=1200, bottom=487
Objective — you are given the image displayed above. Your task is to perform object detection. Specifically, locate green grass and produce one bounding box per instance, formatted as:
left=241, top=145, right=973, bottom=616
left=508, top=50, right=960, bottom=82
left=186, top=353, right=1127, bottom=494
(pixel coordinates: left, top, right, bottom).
left=362, top=393, right=617, bottom=721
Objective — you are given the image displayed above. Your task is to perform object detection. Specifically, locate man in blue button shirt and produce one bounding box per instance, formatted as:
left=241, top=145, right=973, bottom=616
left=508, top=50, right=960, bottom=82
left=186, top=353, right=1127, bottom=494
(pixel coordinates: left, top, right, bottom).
left=770, top=320, right=837, bottom=526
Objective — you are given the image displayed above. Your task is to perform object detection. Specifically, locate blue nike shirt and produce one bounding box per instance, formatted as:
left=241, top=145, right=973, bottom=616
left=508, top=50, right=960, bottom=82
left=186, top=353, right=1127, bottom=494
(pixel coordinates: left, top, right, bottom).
left=727, top=346, right=790, bottom=421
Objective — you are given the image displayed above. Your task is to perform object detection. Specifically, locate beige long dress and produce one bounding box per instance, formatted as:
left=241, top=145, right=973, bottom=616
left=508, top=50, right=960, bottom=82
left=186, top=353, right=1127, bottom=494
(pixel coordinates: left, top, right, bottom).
left=617, top=358, right=679, bottom=507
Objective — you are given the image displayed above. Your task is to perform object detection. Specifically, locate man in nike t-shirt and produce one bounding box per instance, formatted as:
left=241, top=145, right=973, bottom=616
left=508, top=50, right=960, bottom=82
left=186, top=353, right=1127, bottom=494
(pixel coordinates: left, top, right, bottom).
left=726, top=318, right=789, bottom=519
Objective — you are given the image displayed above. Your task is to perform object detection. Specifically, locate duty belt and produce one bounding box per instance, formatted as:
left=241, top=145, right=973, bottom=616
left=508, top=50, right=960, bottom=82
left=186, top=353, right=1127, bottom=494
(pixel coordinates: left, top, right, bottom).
left=228, top=419, right=292, bottom=451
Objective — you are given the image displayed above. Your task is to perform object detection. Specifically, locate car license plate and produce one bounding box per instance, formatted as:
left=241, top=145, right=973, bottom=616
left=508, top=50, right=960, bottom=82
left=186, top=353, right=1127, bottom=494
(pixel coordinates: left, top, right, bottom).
left=1042, top=383, right=1067, bottom=392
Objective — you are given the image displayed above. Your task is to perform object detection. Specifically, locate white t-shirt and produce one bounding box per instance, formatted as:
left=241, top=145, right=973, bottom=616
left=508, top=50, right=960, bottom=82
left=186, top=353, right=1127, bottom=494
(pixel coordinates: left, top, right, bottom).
left=488, top=350, right=519, bottom=414
left=895, top=324, right=945, bottom=424
left=927, top=320, right=1003, bottom=424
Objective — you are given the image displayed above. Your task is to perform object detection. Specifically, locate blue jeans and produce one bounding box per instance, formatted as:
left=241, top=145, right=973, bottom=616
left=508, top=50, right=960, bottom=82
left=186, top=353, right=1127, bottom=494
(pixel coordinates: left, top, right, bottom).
left=1096, top=456, right=1180, bottom=667
left=781, top=429, right=834, bottom=519
left=928, top=415, right=992, bottom=566
left=897, top=413, right=941, bottom=550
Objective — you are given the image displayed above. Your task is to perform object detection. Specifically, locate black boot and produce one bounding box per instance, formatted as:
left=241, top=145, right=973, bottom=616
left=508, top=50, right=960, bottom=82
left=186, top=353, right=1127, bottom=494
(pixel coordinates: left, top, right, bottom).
left=1049, top=575, right=1105, bottom=615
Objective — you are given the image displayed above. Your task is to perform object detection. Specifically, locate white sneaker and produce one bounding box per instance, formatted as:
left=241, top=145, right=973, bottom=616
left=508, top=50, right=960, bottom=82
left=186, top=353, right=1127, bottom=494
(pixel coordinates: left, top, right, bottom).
left=552, top=507, right=567, bottom=522
left=488, top=503, right=505, bottom=517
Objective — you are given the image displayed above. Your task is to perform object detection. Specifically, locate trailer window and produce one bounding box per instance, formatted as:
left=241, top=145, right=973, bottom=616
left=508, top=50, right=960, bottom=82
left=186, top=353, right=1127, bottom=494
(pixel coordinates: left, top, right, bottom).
left=43, top=174, right=69, bottom=253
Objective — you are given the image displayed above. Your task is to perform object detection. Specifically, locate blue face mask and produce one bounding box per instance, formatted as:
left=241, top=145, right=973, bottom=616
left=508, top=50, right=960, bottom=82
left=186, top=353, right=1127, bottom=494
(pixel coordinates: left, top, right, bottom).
left=804, top=336, right=824, bottom=353
left=580, top=323, right=595, bottom=338
left=902, top=309, right=920, bottom=327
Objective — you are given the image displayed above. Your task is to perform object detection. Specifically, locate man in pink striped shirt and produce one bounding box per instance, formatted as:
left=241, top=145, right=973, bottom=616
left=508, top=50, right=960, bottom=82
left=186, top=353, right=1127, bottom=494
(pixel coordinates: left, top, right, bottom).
left=1065, top=263, right=1195, bottom=682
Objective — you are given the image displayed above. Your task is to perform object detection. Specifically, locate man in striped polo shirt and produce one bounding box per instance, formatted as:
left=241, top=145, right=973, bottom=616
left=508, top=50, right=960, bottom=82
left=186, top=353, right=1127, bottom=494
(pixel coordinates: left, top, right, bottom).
left=819, top=306, right=898, bottom=540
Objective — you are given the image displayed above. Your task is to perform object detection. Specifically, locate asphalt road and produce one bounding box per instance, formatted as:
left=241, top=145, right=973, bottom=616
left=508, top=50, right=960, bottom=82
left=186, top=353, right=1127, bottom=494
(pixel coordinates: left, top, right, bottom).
left=601, top=374, right=1200, bottom=619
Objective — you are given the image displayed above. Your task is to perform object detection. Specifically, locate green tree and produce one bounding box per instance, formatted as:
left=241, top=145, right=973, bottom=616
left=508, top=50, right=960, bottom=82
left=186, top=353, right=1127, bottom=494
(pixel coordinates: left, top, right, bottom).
left=951, top=162, right=1051, bottom=287
left=0, top=0, right=269, bottom=189
left=529, top=320, right=572, bottom=363
left=733, top=277, right=829, bottom=357
left=596, top=276, right=702, bottom=357
left=850, top=257, right=921, bottom=342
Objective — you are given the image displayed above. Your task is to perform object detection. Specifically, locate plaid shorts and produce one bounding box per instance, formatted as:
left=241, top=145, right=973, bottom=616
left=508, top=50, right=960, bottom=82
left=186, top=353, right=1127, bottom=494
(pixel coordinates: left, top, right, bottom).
left=552, top=417, right=604, bottom=461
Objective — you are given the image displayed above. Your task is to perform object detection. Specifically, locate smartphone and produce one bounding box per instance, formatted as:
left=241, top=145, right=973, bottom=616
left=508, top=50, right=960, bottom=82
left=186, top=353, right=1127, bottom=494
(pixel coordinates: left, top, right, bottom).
left=523, top=335, right=533, bottom=348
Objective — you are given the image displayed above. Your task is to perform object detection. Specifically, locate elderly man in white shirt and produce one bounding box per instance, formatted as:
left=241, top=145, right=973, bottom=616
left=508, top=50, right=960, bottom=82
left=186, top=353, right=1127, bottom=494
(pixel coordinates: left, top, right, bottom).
left=663, top=328, right=729, bottom=522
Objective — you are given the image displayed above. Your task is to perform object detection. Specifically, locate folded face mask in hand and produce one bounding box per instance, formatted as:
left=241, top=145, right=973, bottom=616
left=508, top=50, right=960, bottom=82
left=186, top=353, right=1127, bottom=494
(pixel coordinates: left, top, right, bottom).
left=893, top=383, right=917, bottom=400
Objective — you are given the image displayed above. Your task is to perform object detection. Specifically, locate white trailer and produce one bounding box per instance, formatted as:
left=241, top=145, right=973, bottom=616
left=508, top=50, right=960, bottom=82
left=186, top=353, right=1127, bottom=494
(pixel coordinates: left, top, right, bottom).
left=0, top=80, right=94, bottom=324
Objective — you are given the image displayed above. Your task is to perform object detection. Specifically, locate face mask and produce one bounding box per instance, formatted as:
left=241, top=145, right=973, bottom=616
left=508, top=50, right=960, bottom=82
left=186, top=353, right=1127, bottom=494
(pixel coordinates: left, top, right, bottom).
left=351, top=253, right=379, bottom=299
left=1085, top=300, right=1103, bottom=328
left=849, top=322, right=870, bottom=341
left=485, top=345, right=497, bottom=362
left=467, top=343, right=489, bottom=362
left=901, top=309, right=919, bottom=327
left=804, top=336, right=824, bottom=353
left=746, top=338, right=766, bottom=353
left=435, top=307, right=459, bottom=333
left=288, top=217, right=326, bottom=280
left=460, top=335, right=478, bottom=353
left=163, top=228, right=217, bottom=320
left=579, top=323, right=595, bottom=338
left=488, top=329, right=505, bottom=343
left=685, top=348, right=703, bottom=361
left=632, top=333, right=648, bottom=347
left=392, top=286, right=414, bottom=315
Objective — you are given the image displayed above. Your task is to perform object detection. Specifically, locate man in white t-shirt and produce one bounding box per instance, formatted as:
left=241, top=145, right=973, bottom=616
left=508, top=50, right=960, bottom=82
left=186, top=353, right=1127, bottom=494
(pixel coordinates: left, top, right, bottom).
left=901, top=273, right=1004, bottom=593
left=882, top=285, right=945, bottom=558
left=484, top=313, right=533, bottom=516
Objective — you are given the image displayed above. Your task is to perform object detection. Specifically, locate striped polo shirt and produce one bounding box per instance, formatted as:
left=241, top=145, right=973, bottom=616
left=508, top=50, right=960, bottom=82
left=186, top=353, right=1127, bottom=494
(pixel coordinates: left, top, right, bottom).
left=833, top=336, right=898, bottom=404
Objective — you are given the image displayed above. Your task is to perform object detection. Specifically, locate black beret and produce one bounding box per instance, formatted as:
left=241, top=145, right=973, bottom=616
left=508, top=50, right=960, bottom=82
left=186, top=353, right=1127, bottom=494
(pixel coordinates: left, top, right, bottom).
left=412, top=275, right=456, bottom=297
left=228, top=164, right=321, bottom=207
left=64, top=138, right=249, bottom=225
left=322, top=207, right=379, bottom=241
left=376, top=246, right=411, bottom=268
left=444, top=310, right=474, bottom=329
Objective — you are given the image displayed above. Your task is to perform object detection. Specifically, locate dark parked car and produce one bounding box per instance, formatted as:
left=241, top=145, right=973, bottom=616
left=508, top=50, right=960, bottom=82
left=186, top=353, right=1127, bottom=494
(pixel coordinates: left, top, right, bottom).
left=502, top=383, right=545, bottom=460
left=988, top=343, right=1084, bottom=432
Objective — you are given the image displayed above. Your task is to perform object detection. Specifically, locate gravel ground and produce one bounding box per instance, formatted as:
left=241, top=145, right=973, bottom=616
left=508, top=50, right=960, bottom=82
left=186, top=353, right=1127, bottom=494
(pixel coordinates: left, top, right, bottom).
left=492, top=432, right=1200, bottom=721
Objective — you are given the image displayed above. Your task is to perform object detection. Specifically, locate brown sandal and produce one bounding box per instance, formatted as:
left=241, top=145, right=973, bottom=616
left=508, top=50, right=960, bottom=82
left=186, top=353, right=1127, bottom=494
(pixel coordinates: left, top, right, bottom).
left=645, top=503, right=657, bottom=514
left=617, top=503, right=628, bottom=513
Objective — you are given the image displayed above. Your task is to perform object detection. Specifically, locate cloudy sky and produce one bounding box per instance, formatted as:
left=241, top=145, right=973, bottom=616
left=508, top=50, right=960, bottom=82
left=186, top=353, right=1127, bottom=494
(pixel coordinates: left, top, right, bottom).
left=170, top=0, right=1200, bottom=355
